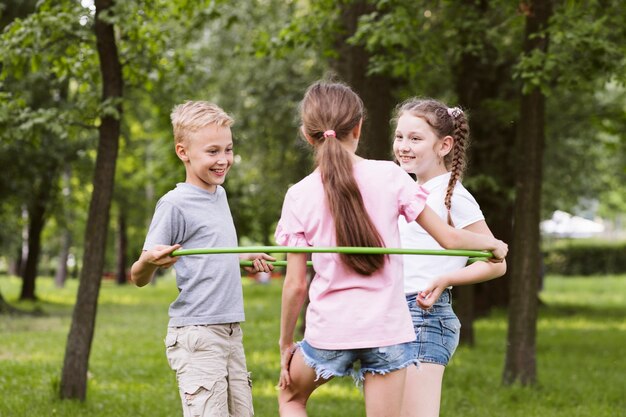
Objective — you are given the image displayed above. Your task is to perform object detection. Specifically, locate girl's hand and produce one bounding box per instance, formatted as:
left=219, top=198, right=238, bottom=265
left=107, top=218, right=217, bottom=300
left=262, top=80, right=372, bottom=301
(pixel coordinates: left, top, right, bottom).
left=417, top=277, right=447, bottom=309
left=491, top=239, right=508, bottom=262
left=240, top=253, right=276, bottom=273
left=278, top=342, right=297, bottom=389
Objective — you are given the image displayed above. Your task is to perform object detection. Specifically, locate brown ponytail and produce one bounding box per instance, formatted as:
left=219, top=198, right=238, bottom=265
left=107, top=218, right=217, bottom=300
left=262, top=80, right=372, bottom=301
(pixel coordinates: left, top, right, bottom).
left=394, top=99, right=470, bottom=226
left=301, top=82, right=385, bottom=275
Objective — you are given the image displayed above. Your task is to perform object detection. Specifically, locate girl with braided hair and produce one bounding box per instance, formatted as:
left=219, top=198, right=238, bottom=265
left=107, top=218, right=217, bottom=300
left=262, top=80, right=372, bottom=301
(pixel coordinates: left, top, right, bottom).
left=393, top=98, right=507, bottom=417
left=276, top=83, right=507, bottom=417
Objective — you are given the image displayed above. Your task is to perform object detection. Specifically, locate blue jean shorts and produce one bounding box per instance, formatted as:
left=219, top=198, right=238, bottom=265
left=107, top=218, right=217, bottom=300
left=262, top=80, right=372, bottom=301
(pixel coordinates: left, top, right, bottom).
left=406, top=288, right=461, bottom=366
left=298, top=339, right=418, bottom=385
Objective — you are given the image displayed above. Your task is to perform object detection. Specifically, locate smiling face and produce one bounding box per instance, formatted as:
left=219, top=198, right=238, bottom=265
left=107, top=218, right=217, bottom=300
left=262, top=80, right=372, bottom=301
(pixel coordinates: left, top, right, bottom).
left=393, top=113, right=451, bottom=183
left=176, top=124, right=234, bottom=193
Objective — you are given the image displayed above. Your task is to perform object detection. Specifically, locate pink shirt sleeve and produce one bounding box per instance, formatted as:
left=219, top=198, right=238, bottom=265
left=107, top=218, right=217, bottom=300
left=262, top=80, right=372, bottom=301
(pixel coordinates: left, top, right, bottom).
left=274, top=191, right=309, bottom=247
left=397, top=174, right=429, bottom=223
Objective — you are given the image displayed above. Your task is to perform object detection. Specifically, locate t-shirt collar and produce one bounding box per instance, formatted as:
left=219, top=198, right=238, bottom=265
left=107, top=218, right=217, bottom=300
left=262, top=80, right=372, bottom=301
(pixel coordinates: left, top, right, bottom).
left=420, top=172, right=452, bottom=192
left=177, top=182, right=220, bottom=196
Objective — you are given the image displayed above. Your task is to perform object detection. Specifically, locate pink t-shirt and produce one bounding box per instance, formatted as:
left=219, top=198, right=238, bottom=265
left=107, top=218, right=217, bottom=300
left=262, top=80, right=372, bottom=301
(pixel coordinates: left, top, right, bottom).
left=275, top=160, right=428, bottom=349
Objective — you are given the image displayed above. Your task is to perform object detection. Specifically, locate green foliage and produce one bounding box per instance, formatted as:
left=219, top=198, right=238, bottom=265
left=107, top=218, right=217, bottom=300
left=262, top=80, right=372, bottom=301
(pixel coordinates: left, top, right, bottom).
left=255, top=0, right=341, bottom=61
left=543, top=81, right=626, bottom=218
left=1, top=0, right=625, bottom=285
left=185, top=0, right=321, bottom=244
left=515, top=0, right=625, bottom=95
left=543, top=240, right=626, bottom=276
left=0, top=274, right=624, bottom=416
left=350, top=0, right=522, bottom=90
left=0, top=0, right=99, bottom=262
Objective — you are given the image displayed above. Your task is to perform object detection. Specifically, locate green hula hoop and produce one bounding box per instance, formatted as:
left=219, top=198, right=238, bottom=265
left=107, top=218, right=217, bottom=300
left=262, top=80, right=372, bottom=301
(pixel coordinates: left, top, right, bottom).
left=171, top=246, right=492, bottom=267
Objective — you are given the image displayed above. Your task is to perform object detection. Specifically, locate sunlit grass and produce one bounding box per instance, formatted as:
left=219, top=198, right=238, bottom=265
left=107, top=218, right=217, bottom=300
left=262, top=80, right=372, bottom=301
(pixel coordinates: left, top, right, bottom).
left=0, top=274, right=624, bottom=416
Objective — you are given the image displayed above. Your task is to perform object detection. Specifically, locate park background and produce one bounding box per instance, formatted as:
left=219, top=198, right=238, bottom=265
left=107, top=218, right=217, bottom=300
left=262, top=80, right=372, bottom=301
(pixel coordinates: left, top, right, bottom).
left=0, top=0, right=624, bottom=416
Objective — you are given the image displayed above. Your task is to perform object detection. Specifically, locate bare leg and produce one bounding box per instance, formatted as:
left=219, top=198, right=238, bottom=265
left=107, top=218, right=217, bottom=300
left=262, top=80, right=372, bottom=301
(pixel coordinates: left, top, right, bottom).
left=399, top=363, right=445, bottom=417
left=278, top=350, right=331, bottom=417
left=363, top=367, right=407, bottom=417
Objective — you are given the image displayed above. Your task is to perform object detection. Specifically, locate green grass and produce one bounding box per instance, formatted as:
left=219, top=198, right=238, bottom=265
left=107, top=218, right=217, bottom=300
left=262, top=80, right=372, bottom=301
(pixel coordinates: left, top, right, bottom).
left=0, top=274, right=624, bottom=417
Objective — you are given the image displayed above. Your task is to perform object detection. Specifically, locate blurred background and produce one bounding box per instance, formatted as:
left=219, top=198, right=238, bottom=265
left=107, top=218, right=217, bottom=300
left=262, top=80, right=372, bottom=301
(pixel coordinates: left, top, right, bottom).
left=0, top=0, right=624, bottom=411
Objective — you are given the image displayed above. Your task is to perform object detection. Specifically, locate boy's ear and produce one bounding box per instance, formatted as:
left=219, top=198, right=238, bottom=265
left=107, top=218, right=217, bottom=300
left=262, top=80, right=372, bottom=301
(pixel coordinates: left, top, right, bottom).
left=175, top=142, right=189, bottom=162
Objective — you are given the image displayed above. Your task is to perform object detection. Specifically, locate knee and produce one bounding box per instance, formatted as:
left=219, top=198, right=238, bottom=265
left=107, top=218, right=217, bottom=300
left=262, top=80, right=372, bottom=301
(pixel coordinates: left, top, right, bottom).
left=278, top=388, right=308, bottom=412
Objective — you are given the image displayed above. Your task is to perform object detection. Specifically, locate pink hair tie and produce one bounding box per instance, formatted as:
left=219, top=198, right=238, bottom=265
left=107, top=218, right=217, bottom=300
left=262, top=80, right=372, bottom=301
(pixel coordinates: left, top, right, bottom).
left=323, top=130, right=336, bottom=138
left=447, top=107, right=462, bottom=118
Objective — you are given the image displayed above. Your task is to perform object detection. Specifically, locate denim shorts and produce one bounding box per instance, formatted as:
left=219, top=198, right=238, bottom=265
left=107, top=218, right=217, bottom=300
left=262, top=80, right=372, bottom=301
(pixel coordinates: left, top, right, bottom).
left=298, top=339, right=418, bottom=385
left=406, top=288, right=461, bottom=366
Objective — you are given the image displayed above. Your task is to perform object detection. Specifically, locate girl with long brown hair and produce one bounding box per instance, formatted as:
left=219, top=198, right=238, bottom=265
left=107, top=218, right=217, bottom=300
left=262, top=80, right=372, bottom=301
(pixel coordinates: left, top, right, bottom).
left=275, top=81, right=507, bottom=417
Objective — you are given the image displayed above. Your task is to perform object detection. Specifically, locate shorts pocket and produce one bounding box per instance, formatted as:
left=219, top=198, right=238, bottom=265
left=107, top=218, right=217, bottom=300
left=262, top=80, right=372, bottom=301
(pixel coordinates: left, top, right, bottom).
left=165, top=332, right=178, bottom=348
left=182, top=380, right=229, bottom=417
left=440, top=317, right=461, bottom=352
left=165, top=331, right=182, bottom=371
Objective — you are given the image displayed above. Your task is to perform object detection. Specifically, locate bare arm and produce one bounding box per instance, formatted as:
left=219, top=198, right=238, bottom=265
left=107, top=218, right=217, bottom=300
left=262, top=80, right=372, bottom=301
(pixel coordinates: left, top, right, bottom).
left=278, top=253, right=309, bottom=389
left=415, top=205, right=508, bottom=259
left=417, top=220, right=507, bottom=308
left=130, top=244, right=181, bottom=287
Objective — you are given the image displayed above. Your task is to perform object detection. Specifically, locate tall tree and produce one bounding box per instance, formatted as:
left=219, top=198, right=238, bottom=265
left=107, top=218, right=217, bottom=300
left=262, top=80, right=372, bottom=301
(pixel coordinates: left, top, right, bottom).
left=341, top=0, right=523, bottom=342
left=268, top=0, right=400, bottom=161
left=503, top=0, right=552, bottom=385
left=330, top=0, right=398, bottom=160
left=0, top=1, right=35, bottom=306
left=115, top=208, right=128, bottom=285
left=60, top=0, right=123, bottom=400
left=19, top=167, right=57, bottom=300
left=0, top=0, right=68, bottom=302
left=450, top=0, right=521, bottom=343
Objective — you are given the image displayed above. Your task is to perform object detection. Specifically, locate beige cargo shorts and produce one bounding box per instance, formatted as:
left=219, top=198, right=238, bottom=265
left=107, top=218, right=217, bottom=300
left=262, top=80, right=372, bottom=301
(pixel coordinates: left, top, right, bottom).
left=165, top=323, right=254, bottom=417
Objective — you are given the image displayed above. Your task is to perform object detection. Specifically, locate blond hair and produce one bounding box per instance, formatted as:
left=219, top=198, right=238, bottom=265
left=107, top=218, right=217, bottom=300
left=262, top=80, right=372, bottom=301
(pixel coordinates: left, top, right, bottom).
left=170, top=101, right=234, bottom=143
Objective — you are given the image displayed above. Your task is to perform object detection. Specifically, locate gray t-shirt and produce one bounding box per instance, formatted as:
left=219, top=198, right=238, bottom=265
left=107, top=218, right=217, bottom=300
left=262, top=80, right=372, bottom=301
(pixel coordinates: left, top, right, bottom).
left=143, top=182, right=244, bottom=327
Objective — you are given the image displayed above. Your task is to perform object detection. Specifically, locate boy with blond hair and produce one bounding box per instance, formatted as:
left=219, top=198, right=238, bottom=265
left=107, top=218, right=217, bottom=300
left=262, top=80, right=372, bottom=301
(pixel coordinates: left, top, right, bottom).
left=131, top=101, right=273, bottom=417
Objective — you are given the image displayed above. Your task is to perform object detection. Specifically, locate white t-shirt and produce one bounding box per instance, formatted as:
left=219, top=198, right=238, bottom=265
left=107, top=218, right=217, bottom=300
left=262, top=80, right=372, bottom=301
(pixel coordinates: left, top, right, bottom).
left=398, top=172, right=484, bottom=294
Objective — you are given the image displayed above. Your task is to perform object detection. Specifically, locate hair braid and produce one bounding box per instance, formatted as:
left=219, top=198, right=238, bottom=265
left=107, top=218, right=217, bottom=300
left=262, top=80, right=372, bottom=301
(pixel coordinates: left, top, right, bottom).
left=444, top=110, right=470, bottom=226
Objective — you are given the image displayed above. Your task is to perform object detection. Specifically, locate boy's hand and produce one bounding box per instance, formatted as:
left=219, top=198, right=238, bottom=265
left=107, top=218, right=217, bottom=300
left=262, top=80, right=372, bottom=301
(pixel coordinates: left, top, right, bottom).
left=145, top=244, right=182, bottom=269
left=131, top=244, right=181, bottom=287
left=239, top=253, right=276, bottom=273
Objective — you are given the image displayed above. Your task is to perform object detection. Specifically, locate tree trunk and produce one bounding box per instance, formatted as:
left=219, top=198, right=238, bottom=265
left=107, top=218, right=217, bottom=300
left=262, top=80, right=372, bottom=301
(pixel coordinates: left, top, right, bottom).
left=116, top=209, right=128, bottom=285
left=331, top=0, right=398, bottom=160
left=503, top=0, right=551, bottom=386
left=60, top=0, right=123, bottom=400
left=20, top=206, right=29, bottom=277
left=20, top=174, right=55, bottom=301
left=55, top=230, right=72, bottom=288
left=55, top=165, right=73, bottom=288
left=451, top=0, right=518, bottom=341
left=8, top=246, right=22, bottom=277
